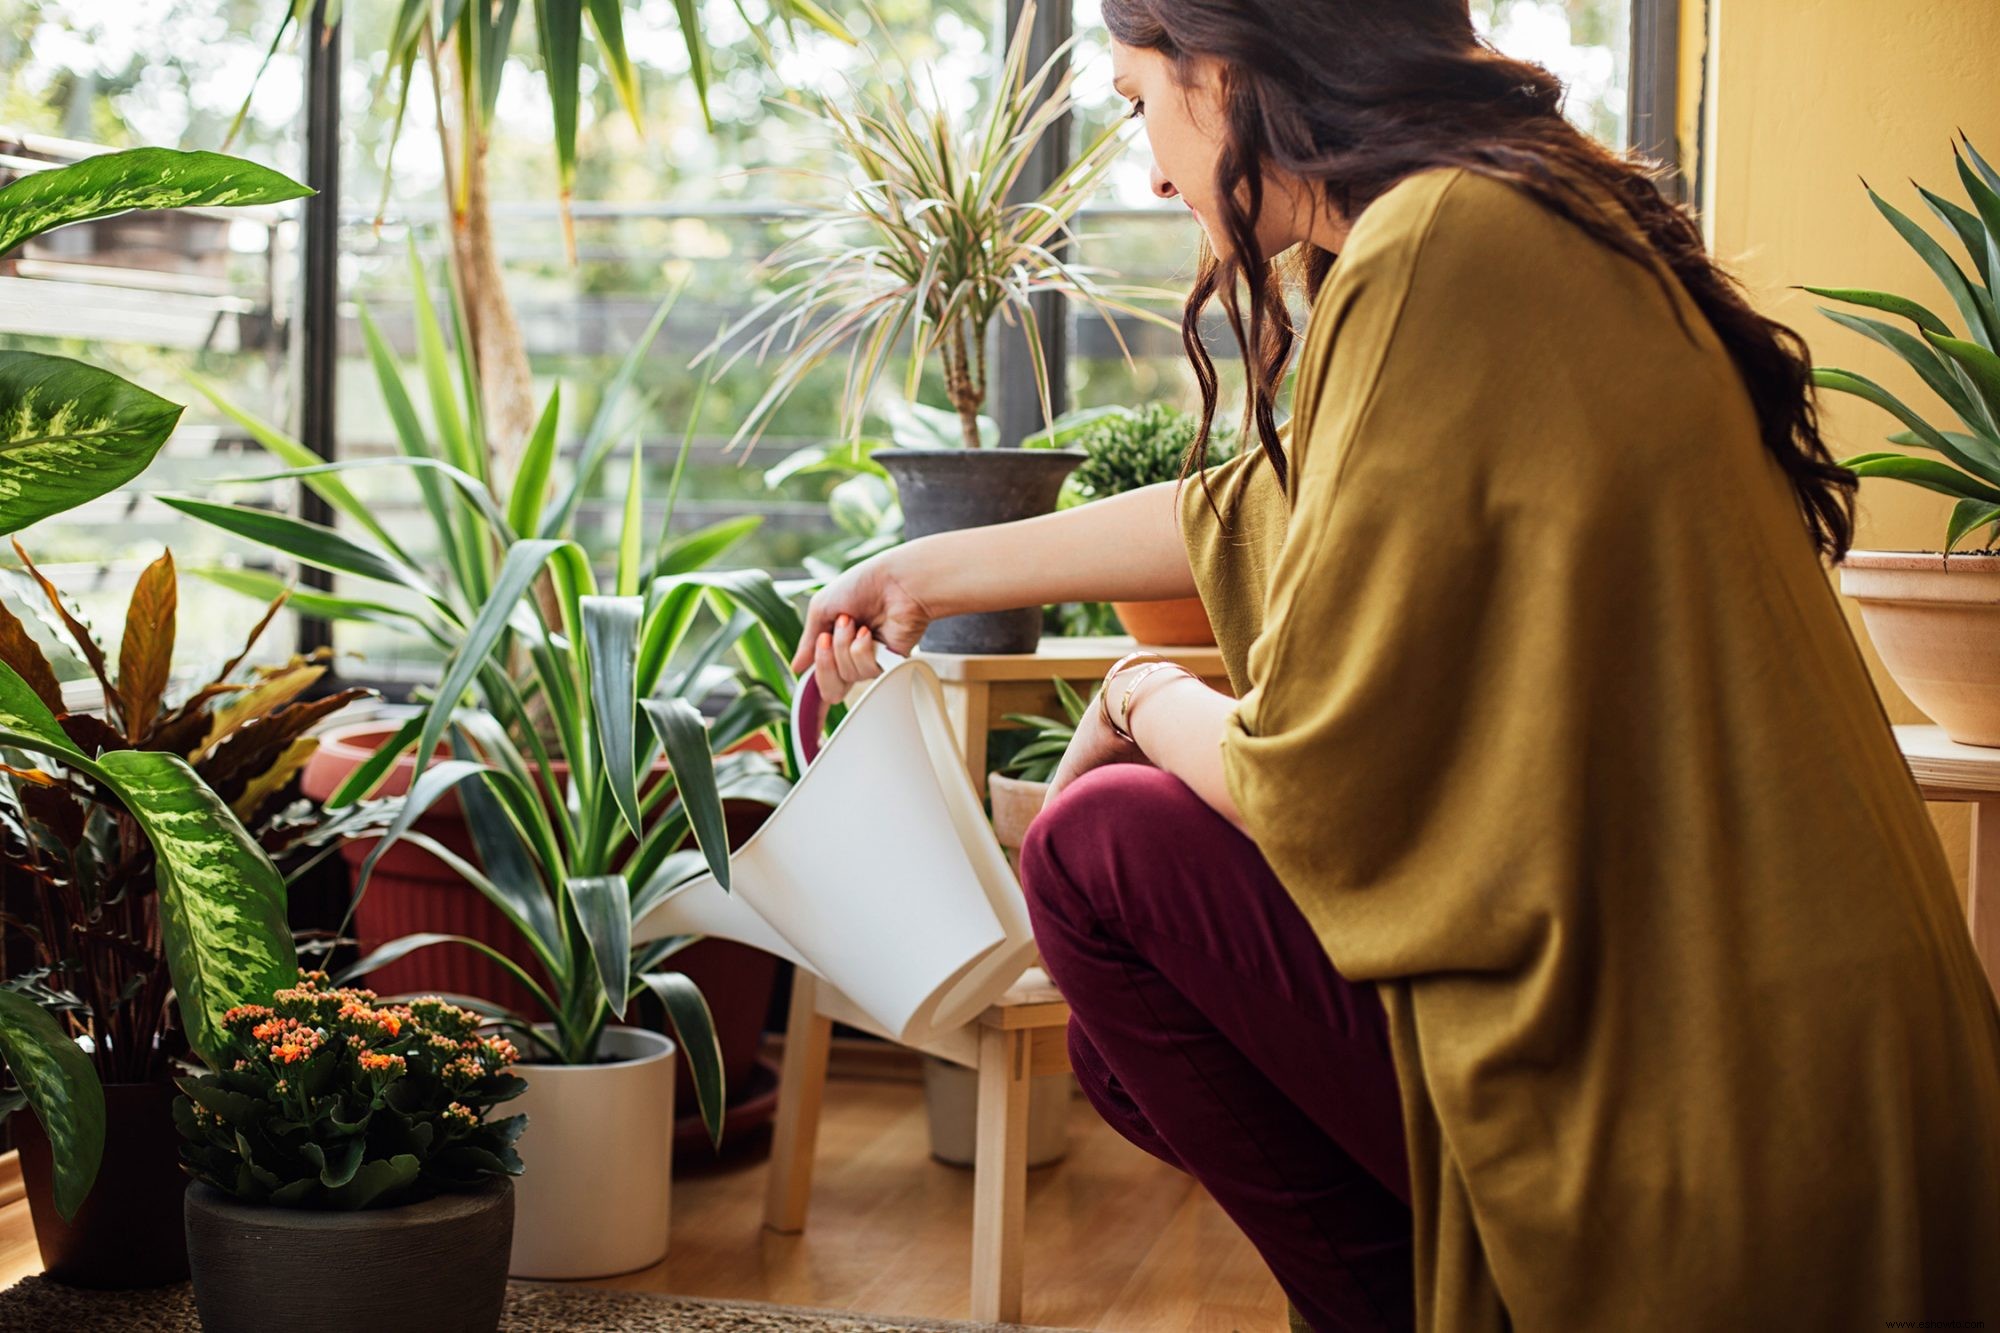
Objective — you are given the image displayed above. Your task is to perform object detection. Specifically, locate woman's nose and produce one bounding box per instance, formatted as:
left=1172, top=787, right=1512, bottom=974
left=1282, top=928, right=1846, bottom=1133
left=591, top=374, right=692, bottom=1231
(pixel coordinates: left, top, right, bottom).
left=1151, top=165, right=1178, bottom=201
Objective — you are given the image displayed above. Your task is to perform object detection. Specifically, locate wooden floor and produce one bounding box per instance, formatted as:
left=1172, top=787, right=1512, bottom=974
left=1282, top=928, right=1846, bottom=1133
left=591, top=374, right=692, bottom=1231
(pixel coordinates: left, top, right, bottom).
left=0, top=1073, right=1285, bottom=1332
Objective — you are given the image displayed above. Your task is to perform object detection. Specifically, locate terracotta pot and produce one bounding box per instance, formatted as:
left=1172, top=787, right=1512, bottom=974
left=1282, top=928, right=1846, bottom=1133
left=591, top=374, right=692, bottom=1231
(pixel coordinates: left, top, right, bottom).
left=1840, top=551, right=2000, bottom=747
left=1112, top=595, right=1215, bottom=647
left=878, top=448, right=1085, bottom=654
left=15, top=1078, right=187, bottom=1288
left=185, top=1178, right=512, bottom=1333
left=988, top=773, right=1050, bottom=852
left=508, top=1026, right=675, bottom=1279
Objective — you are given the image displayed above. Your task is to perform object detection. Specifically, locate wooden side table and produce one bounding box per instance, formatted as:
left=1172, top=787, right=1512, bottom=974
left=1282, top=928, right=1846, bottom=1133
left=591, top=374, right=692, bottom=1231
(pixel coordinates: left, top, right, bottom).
left=1896, top=724, right=2000, bottom=1000
left=916, top=634, right=1230, bottom=796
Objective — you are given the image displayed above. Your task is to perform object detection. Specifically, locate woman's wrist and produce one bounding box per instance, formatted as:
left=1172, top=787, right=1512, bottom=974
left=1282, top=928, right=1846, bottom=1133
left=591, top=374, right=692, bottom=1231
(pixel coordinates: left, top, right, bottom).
left=1111, top=662, right=1202, bottom=755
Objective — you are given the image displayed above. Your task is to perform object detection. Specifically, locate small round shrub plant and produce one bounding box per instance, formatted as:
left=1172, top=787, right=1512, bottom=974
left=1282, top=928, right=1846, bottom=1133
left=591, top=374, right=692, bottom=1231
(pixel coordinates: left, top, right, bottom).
left=175, top=972, right=527, bottom=1210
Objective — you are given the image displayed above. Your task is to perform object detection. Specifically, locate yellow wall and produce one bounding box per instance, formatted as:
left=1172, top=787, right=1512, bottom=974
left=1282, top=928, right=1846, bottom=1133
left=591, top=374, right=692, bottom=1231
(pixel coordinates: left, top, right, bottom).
left=1700, top=0, right=2000, bottom=889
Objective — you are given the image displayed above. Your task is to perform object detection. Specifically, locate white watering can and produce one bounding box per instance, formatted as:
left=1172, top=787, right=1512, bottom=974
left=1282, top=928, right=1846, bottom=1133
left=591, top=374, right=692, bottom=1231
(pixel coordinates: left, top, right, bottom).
left=631, top=645, right=1037, bottom=1049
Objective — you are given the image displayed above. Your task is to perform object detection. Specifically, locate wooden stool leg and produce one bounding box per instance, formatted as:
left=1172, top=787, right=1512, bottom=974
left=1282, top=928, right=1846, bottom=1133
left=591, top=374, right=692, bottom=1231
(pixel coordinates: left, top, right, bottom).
left=970, top=1025, right=1030, bottom=1323
left=1970, top=801, right=2000, bottom=1002
left=764, top=971, right=834, bottom=1233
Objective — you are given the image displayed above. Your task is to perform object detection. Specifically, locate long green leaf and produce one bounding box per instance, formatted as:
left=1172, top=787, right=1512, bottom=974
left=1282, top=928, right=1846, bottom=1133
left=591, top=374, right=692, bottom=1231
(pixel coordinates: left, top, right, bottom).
left=1840, top=451, right=2000, bottom=504
left=569, top=875, right=632, bottom=1020
left=336, top=933, right=558, bottom=1019
left=0, top=147, right=309, bottom=255
left=584, top=0, right=644, bottom=129
left=536, top=0, right=584, bottom=203
left=406, top=240, right=478, bottom=481
left=543, top=289, right=680, bottom=537
left=642, top=698, right=730, bottom=891
left=507, top=387, right=563, bottom=538
left=189, top=566, right=439, bottom=636
left=1949, top=498, right=2000, bottom=552
left=398, top=831, right=563, bottom=983
left=653, top=516, right=763, bottom=580
left=184, top=371, right=406, bottom=559
left=639, top=970, right=724, bottom=1146
left=356, top=304, right=472, bottom=597
left=224, top=456, right=515, bottom=545
left=582, top=596, right=645, bottom=840
left=0, top=990, right=103, bottom=1221
left=1927, top=332, right=2000, bottom=433
left=1869, top=184, right=2000, bottom=350
left=1815, top=307, right=1984, bottom=432
left=1816, top=368, right=2000, bottom=485
left=159, top=496, right=451, bottom=615
left=412, top=540, right=591, bottom=793
left=0, top=351, right=182, bottom=536
left=98, top=749, right=293, bottom=1067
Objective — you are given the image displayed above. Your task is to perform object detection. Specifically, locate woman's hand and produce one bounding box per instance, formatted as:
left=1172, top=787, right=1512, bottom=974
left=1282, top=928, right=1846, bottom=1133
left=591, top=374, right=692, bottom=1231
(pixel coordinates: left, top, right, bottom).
left=793, top=549, right=934, bottom=708
left=1046, top=696, right=1148, bottom=804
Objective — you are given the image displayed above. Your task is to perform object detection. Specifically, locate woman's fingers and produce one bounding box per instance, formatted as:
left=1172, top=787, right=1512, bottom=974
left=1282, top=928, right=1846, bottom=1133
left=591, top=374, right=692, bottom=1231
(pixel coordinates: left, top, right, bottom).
left=852, top=625, right=882, bottom=679
left=814, top=632, right=848, bottom=706
left=794, top=596, right=833, bottom=674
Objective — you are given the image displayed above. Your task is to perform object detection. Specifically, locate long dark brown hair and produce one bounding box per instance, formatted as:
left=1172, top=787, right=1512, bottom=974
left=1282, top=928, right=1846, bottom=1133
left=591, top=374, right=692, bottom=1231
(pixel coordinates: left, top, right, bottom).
left=1103, top=0, right=1856, bottom=560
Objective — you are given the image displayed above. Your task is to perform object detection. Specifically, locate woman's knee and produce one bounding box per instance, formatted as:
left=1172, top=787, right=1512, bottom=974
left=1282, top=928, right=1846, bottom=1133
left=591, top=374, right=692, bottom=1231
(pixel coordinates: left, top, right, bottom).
left=1020, top=764, right=1208, bottom=917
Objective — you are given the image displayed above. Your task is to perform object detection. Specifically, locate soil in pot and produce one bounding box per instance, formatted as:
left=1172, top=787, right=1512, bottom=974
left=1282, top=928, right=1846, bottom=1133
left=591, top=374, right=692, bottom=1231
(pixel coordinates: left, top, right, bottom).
left=184, top=1178, right=512, bottom=1333
left=15, top=1078, right=188, bottom=1288
left=878, top=449, right=1084, bottom=655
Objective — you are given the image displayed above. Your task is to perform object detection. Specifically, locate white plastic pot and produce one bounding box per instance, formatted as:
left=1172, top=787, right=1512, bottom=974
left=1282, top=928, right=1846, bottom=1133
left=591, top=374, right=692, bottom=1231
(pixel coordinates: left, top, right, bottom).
left=634, top=648, right=1035, bottom=1049
left=507, top=1026, right=676, bottom=1279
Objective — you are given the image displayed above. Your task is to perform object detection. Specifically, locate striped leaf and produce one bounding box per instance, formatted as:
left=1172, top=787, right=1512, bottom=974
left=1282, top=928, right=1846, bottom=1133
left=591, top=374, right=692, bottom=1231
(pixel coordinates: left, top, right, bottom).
left=642, top=697, right=729, bottom=891
left=639, top=970, right=724, bottom=1145
left=582, top=596, right=645, bottom=839
left=0, top=352, right=182, bottom=536
left=0, top=147, right=309, bottom=255
left=97, top=749, right=293, bottom=1068
left=0, top=989, right=103, bottom=1220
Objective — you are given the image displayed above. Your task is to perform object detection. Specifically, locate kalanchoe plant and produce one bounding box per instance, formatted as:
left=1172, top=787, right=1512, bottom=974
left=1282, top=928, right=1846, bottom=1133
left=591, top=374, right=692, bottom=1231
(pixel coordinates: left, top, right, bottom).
left=175, top=972, right=526, bottom=1210
left=1810, top=134, right=2000, bottom=551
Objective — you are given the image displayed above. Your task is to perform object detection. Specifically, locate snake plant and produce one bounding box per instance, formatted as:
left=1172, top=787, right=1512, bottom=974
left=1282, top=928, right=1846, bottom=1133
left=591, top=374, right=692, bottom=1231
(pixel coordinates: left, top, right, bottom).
left=1810, top=135, right=2000, bottom=551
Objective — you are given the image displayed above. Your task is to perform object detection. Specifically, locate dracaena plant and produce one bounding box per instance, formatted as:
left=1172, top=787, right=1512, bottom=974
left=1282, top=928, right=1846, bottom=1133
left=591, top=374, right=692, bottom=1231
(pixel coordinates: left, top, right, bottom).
left=701, top=0, right=1175, bottom=454
left=0, top=544, right=376, bottom=1219
left=171, top=277, right=807, bottom=1143
left=1810, top=135, right=2000, bottom=551
left=0, top=147, right=309, bottom=535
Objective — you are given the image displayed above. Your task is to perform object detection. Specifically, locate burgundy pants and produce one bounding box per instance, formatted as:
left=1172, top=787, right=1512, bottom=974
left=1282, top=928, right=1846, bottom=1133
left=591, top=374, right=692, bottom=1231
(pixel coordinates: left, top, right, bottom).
left=1020, top=765, right=1415, bottom=1333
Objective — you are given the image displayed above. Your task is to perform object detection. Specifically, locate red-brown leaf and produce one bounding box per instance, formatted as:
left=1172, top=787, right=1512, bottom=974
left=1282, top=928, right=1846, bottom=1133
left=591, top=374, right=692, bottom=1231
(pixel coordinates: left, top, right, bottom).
left=116, top=550, right=177, bottom=741
left=0, top=597, right=63, bottom=714
left=197, top=688, right=371, bottom=806
left=12, top=539, right=116, bottom=726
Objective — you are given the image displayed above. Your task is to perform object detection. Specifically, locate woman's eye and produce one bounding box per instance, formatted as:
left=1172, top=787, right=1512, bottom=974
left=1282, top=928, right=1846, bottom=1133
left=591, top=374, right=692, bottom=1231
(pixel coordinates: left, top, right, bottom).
left=1125, top=100, right=1145, bottom=120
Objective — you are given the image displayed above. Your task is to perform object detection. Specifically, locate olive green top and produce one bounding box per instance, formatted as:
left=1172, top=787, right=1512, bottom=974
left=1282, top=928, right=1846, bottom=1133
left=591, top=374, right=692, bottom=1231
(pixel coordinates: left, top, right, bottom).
left=1181, top=166, right=2000, bottom=1329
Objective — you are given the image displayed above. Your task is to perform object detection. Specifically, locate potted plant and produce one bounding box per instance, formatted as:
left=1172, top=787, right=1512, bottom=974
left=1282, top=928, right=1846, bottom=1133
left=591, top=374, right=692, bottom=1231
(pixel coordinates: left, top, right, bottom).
left=988, top=679, right=1095, bottom=853
left=704, top=1, right=1173, bottom=654
left=1813, top=135, right=2000, bottom=745
left=177, top=973, right=522, bottom=1333
left=1061, top=404, right=1237, bottom=646
left=0, top=543, right=377, bottom=1286
left=185, top=257, right=786, bottom=1152
left=178, top=396, right=809, bottom=1273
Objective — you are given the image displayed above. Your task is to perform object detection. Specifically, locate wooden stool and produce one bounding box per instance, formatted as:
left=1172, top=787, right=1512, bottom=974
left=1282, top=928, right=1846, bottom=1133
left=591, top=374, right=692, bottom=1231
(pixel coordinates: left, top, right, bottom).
left=764, top=967, right=1072, bottom=1324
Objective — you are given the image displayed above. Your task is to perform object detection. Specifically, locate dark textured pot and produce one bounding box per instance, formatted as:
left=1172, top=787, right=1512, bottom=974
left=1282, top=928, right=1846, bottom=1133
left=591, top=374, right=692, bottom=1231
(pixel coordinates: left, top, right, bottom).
left=15, top=1078, right=188, bottom=1288
left=877, top=448, right=1085, bottom=655
left=184, top=1178, right=513, bottom=1333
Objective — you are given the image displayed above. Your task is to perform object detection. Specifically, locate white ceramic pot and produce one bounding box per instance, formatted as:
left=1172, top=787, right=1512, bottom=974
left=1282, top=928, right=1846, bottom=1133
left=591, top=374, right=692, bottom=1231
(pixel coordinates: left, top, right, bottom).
left=921, top=1057, right=1072, bottom=1169
left=507, top=1026, right=676, bottom=1279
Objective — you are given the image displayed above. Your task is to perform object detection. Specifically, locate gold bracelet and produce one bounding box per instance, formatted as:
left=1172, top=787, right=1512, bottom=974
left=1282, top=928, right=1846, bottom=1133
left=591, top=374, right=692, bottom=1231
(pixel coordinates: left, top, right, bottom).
left=1114, top=661, right=1194, bottom=744
left=1098, top=652, right=1166, bottom=743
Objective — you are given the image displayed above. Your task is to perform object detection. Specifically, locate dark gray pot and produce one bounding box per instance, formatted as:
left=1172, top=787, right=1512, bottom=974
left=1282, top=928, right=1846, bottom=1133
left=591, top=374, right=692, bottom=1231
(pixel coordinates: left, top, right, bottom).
left=185, top=1178, right=512, bottom=1333
left=877, top=447, right=1085, bottom=655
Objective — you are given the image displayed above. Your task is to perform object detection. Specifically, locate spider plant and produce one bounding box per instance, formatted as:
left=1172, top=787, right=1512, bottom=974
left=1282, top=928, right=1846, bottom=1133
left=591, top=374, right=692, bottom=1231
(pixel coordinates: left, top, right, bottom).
left=701, top=0, right=1175, bottom=454
left=1810, top=135, right=2000, bottom=550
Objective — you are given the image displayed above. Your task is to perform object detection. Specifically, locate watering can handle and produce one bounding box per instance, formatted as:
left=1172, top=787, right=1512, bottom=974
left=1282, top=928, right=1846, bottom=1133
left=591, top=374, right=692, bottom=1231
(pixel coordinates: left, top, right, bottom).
left=789, top=639, right=909, bottom=772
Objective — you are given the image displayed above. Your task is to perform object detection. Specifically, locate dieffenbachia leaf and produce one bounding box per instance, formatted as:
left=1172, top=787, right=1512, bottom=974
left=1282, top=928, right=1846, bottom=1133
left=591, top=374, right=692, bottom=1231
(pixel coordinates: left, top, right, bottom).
left=0, top=988, right=104, bottom=1220
left=0, top=351, right=183, bottom=536
left=0, top=146, right=310, bottom=256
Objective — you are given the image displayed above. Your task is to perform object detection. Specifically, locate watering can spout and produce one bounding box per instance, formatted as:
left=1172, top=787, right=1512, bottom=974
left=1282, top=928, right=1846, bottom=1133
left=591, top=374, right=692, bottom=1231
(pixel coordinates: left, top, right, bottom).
left=632, top=647, right=1036, bottom=1048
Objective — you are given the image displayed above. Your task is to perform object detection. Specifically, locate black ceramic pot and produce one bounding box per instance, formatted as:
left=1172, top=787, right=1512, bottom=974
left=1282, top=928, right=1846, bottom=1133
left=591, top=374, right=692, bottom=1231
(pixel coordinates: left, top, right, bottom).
left=876, top=447, right=1085, bottom=655
left=184, top=1178, right=513, bottom=1333
left=15, top=1078, right=188, bottom=1288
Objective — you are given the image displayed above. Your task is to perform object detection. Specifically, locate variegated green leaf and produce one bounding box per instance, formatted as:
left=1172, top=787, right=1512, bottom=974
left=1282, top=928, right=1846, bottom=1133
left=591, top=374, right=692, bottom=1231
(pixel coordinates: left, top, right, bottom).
left=0, top=351, right=182, bottom=536
left=96, top=749, right=293, bottom=1068
left=639, top=970, right=724, bottom=1146
left=0, top=147, right=310, bottom=256
left=0, top=989, right=104, bottom=1220
left=569, top=875, right=632, bottom=1020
